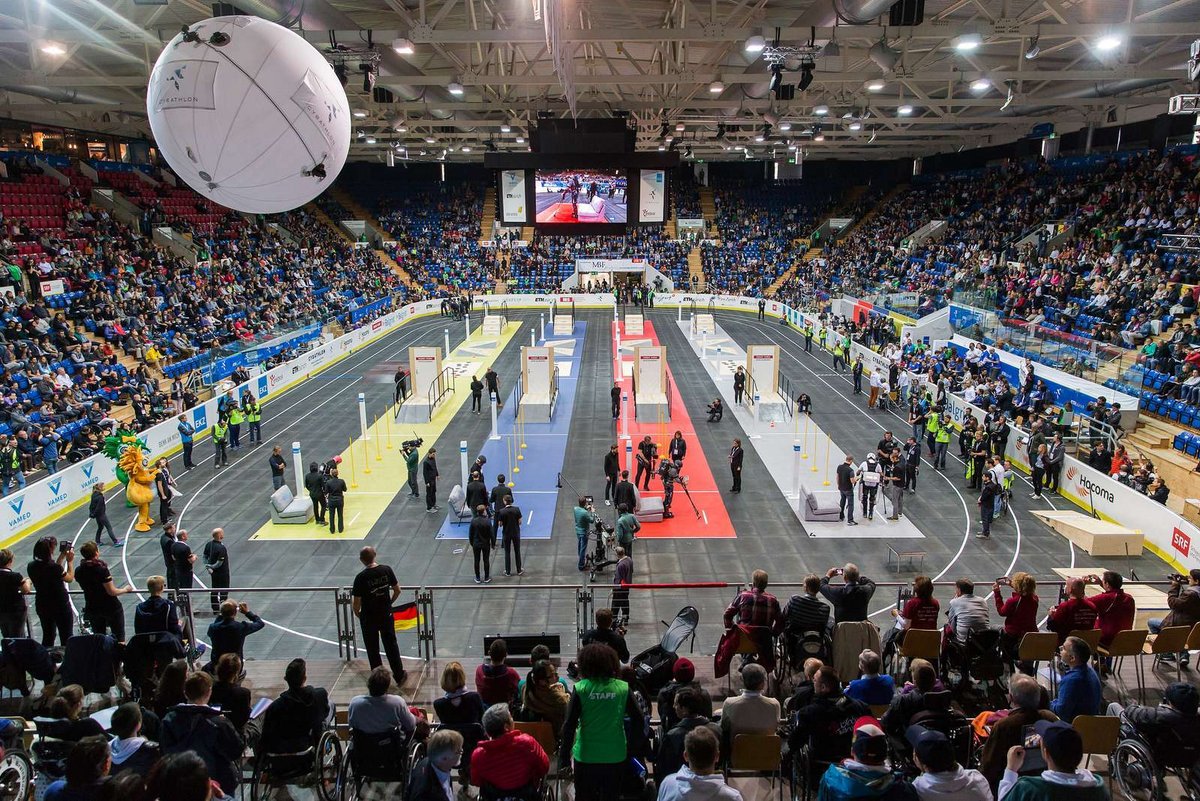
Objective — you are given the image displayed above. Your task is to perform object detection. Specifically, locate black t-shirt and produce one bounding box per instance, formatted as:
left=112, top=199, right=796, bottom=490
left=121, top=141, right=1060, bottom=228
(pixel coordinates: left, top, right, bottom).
left=497, top=505, right=522, bottom=537
left=836, top=463, right=855, bottom=492
left=0, top=568, right=26, bottom=613
left=172, top=541, right=193, bottom=581
left=353, top=564, right=398, bottom=623
left=76, top=558, right=116, bottom=610
left=27, top=559, right=66, bottom=609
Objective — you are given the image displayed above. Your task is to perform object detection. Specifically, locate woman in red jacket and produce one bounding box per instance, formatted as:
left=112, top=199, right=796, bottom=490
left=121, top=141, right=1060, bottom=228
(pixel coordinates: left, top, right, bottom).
left=993, top=571, right=1039, bottom=669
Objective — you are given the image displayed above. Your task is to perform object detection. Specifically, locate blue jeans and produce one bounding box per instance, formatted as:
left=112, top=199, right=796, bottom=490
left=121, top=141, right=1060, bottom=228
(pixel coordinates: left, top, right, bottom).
left=839, top=490, right=855, bottom=522
left=935, top=441, right=948, bottom=468
left=44, top=459, right=57, bottom=475
left=2, top=472, right=24, bottom=496
left=577, top=531, right=588, bottom=569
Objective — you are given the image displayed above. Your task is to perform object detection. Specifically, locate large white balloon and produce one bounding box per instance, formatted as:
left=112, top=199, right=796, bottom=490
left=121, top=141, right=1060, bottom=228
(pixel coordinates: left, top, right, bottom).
left=146, top=16, right=351, bottom=214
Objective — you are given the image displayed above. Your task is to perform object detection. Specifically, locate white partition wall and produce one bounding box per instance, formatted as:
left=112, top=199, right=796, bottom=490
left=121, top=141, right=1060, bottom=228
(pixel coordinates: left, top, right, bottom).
left=520, top=345, right=555, bottom=421
left=399, top=346, right=444, bottom=422
left=634, top=345, right=669, bottom=421
left=746, top=344, right=779, bottom=395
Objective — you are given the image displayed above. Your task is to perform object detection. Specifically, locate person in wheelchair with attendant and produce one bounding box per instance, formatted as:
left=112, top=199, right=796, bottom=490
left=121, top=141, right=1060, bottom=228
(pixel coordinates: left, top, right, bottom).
left=253, top=657, right=341, bottom=801
left=1108, top=681, right=1200, bottom=801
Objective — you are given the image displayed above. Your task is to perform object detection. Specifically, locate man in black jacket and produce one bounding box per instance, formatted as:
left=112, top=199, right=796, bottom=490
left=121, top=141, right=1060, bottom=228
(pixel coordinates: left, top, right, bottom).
left=613, top=470, right=637, bottom=512
left=489, top=473, right=509, bottom=538
left=324, top=467, right=347, bottom=533
left=729, top=438, right=744, bottom=493
left=497, top=495, right=523, bottom=577
left=485, top=368, right=501, bottom=409
left=422, top=448, right=440, bottom=512
left=203, top=528, right=229, bottom=616
left=470, top=375, right=484, bottom=414
left=88, top=485, right=120, bottom=547
left=159, top=523, right=177, bottom=590
left=469, top=505, right=494, bottom=583
left=788, top=666, right=869, bottom=766
left=304, top=462, right=326, bottom=524
left=171, top=530, right=196, bottom=591
left=818, top=564, right=876, bottom=624
left=465, top=471, right=489, bottom=517
left=160, top=671, right=243, bottom=796
left=259, top=659, right=332, bottom=756
left=782, top=575, right=833, bottom=640
left=655, top=688, right=722, bottom=782
left=635, top=436, right=656, bottom=490
left=611, top=382, right=621, bottom=419
left=603, top=444, right=619, bottom=505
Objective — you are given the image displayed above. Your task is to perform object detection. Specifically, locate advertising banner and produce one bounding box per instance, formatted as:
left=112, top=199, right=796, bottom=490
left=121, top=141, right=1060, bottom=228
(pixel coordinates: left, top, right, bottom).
left=500, top=169, right=527, bottom=224
left=638, top=169, right=666, bottom=223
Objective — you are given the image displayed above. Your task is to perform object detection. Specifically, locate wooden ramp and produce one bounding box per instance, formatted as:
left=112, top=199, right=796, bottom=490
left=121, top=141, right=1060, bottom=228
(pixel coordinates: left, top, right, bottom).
left=694, top=313, right=715, bottom=335
left=482, top=315, right=503, bottom=337
left=625, top=314, right=644, bottom=335
left=1031, top=510, right=1144, bottom=557
left=553, top=314, right=573, bottom=336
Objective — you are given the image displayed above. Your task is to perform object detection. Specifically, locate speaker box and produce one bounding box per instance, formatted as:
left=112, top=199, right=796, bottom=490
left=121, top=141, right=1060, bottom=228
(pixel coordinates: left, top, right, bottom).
left=889, top=0, right=924, bottom=26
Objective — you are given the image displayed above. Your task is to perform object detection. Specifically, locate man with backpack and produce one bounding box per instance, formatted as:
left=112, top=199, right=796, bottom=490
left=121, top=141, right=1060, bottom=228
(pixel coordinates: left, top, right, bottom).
left=856, top=454, right=883, bottom=521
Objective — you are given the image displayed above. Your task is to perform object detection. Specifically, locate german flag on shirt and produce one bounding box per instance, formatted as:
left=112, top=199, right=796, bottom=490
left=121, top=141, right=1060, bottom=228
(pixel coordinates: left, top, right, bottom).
left=392, top=602, right=423, bottom=631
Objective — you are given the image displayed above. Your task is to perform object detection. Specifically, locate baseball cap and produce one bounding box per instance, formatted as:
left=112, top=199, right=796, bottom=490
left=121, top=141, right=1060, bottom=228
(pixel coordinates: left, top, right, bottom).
left=851, top=718, right=887, bottom=762
left=1033, top=720, right=1083, bottom=768
left=673, top=657, right=695, bottom=683
left=906, top=725, right=954, bottom=769
left=1165, top=682, right=1200, bottom=715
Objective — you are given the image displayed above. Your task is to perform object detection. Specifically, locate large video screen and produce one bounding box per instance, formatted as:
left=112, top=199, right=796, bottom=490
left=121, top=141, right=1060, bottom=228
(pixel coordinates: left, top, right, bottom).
left=535, top=169, right=627, bottom=224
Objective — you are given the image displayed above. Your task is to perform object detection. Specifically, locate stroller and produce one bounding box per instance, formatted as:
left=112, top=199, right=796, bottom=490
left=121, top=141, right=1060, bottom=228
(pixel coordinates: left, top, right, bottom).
left=631, top=606, right=700, bottom=696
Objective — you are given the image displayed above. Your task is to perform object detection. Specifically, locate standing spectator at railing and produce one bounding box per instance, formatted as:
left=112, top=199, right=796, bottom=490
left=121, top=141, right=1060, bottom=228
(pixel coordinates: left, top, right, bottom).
left=76, top=540, right=135, bottom=642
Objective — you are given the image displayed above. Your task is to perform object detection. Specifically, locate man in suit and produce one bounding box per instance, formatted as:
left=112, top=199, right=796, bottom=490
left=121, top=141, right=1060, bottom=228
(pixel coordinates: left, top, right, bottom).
left=729, top=438, right=744, bottom=493
left=203, top=528, right=230, bottom=616
left=613, top=470, right=638, bottom=513
left=610, top=382, right=621, bottom=419
left=497, top=495, right=523, bottom=577
left=1046, top=433, right=1066, bottom=493
left=668, top=430, right=687, bottom=466
left=719, top=663, right=780, bottom=754
left=733, top=366, right=746, bottom=404
left=422, top=448, right=440, bottom=512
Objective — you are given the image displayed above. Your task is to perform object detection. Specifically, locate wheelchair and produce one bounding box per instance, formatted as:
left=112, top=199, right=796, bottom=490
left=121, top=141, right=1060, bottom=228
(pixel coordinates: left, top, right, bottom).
left=0, top=719, right=31, bottom=801
left=336, top=726, right=420, bottom=801
left=1111, top=720, right=1200, bottom=801
left=250, top=725, right=342, bottom=801
left=30, top=718, right=73, bottom=800
left=775, top=629, right=832, bottom=684
left=942, top=628, right=1008, bottom=714
left=479, top=779, right=552, bottom=801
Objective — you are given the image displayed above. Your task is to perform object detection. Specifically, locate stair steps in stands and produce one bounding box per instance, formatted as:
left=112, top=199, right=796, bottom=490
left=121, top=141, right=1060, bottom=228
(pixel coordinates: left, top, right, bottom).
left=687, top=246, right=706, bottom=291
left=699, top=186, right=717, bottom=240
left=479, top=187, right=496, bottom=243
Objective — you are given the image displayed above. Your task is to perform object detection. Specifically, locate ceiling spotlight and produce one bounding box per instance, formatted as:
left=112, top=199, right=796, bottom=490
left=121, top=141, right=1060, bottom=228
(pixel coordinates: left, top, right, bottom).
left=676, top=123, right=686, bottom=132
left=798, top=62, right=814, bottom=91
left=657, top=145, right=666, bottom=151
left=461, top=146, right=471, bottom=152
left=744, top=35, right=766, bottom=53
left=849, top=121, right=862, bottom=131
left=868, top=40, right=900, bottom=72
left=866, top=79, right=885, bottom=92
left=359, top=63, right=376, bottom=92
left=365, top=136, right=376, bottom=144
left=1001, top=82, right=1016, bottom=111
left=500, top=123, right=511, bottom=133
left=448, top=81, right=465, bottom=96
left=392, top=38, right=415, bottom=55
left=709, top=80, right=725, bottom=94
left=755, top=134, right=765, bottom=142
left=970, top=78, right=991, bottom=93
left=425, top=136, right=436, bottom=143
left=352, top=109, right=368, bottom=118
left=897, top=104, right=914, bottom=115
left=666, top=135, right=674, bottom=142
left=814, top=133, right=825, bottom=141
left=822, top=39, right=840, bottom=58
left=1024, top=35, right=1040, bottom=60
left=779, top=121, right=792, bottom=131
left=1096, top=34, right=1122, bottom=52
left=788, top=144, right=797, bottom=151
left=953, top=33, right=982, bottom=52
left=868, top=129, right=878, bottom=144
left=769, top=64, right=783, bottom=94
left=813, top=105, right=829, bottom=116
left=334, top=62, right=349, bottom=86
left=396, top=122, right=408, bottom=132
left=356, top=130, right=365, bottom=140
left=40, top=42, right=66, bottom=56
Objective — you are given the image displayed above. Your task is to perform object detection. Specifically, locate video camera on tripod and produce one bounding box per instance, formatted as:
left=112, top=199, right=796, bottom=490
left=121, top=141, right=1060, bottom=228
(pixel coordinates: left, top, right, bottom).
left=401, top=435, right=424, bottom=451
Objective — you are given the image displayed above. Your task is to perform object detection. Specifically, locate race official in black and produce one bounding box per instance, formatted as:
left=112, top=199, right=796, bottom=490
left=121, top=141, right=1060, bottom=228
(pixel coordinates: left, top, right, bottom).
left=324, top=468, right=348, bottom=534
left=497, top=495, right=523, bottom=576
left=203, top=528, right=230, bottom=616
left=304, top=462, right=327, bottom=524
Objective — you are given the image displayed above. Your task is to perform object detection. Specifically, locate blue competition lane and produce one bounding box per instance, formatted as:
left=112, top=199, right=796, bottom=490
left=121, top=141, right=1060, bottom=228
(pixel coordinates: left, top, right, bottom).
left=436, top=321, right=586, bottom=539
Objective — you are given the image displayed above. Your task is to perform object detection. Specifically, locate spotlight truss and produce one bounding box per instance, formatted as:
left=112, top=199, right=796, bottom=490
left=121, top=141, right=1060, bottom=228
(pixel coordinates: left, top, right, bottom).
left=761, top=44, right=822, bottom=65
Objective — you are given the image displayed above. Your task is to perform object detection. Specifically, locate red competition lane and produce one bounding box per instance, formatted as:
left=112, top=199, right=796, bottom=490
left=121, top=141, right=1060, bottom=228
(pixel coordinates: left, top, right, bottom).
left=613, top=321, right=735, bottom=538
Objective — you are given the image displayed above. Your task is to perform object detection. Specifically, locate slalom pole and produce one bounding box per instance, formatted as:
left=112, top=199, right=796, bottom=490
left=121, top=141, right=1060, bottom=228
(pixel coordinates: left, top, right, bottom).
left=374, top=417, right=383, bottom=461
left=362, top=435, right=372, bottom=475
left=801, top=410, right=809, bottom=459
left=383, top=405, right=393, bottom=450
left=822, top=432, right=831, bottom=486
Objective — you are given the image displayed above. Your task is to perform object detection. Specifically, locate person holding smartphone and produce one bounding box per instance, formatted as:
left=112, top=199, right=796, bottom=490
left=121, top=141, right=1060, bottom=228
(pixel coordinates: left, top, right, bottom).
left=27, top=537, right=74, bottom=646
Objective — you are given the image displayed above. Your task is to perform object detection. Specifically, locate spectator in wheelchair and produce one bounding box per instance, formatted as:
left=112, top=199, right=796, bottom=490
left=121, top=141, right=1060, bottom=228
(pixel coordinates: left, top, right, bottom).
left=581, top=607, right=630, bottom=663
left=519, top=659, right=570, bottom=736
left=945, top=579, right=991, bottom=648
left=845, top=650, right=895, bottom=706
left=655, top=687, right=722, bottom=782
left=657, top=657, right=711, bottom=735
left=1107, top=681, right=1200, bottom=747
left=146, top=750, right=235, bottom=801
left=998, top=721, right=1107, bottom=801
left=882, top=660, right=941, bottom=740
left=160, top=670, right=244, bottom=797
left=516, top=644, right=568, bottom=697
left=1049, top=637, right=1102, bottom=723
left=108, top=702, right=162, bottom=778
left=907, top=725, right=990, bottom=801
left=44, top=734, right=111, bottom=801
left=469, top=703, right=550, bottom=795
left=1046, top=579, right=1097, bottom=646
left=788, top=666, right=870, bottom=766
left=656, top=726, right=742, bottom=801
left=407, top=728, right=464, bottom=801
left=259, top=657, right=332, bottom=756
left=781, top=574, right=833, bottom=642
left=348, top=665, right=417, bottom=737
left=818, top=719, right=916, bottom=801
left=978, top=675, right=1057, bottom=790
left=45, top=684, right=105, bottom=741
left=786, top=657, right=825, bottom=712
left=133, top=575, right=183, bottom=640
left=883, top=576, right=940, bottom=665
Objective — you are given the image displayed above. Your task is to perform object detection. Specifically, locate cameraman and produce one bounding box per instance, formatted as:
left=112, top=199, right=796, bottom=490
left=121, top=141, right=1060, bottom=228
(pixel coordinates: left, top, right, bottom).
left=573, top=497, right=599, bottom=572
left=402, top=440, right=421, bottom=499
left=635, top=436, right=657, bottom=490
left=819, top=564, right=876, bottom=624
left=707, top=398, right=723, bottom=422
left=1150, top=569, right=1200, bottom=666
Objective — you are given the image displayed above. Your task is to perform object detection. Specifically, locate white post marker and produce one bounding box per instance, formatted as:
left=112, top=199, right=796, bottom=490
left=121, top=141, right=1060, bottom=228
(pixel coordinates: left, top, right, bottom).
left=530, top=327, right=536, bottom=347
left=626, top=440, right=634, bottom=475
left=464, top=313, right=470, bottom=342
left=357, top=392, right=369, bottom=441
left=489, top=392, right=500, bottom=440
left=792, top=440, right=802, bottom=500
left=677, top=302, right=682, bottom=322
left=444, top=328, right=450, bottom=356
left=754, top=391, right=761, bottom=421
left=540, top=313, right=545, bottom=336
left=460, top=440, right=469, bottom=488
left=621, top=393, right=630, bottom=440
left=292, top=441, right=305, bottom=495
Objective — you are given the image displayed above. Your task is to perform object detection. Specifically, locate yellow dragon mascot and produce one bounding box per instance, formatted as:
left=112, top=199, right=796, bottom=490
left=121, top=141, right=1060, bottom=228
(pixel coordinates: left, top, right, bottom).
left=102, top=430, right=160, bottom=532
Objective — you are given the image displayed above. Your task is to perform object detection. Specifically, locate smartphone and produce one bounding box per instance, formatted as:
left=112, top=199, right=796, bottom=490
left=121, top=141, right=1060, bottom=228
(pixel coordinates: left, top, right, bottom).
left=1020, top=726, right=1048, bottom=772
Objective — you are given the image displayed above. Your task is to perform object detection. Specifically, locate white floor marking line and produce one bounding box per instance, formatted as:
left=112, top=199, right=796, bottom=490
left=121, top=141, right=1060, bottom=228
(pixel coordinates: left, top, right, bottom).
left=349, top=512, right=362, bottom=527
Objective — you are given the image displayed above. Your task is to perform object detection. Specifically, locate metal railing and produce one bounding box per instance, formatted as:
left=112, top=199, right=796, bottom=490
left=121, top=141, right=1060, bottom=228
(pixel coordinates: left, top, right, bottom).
left=550, top=365, right=560, bottom=418
left=707, top=297, right=716, bottom=316
left=427, top=365, right=456, bottom=421
left=742, top=371, right=758, bottom=411
left=779, top=374, right=796, bottom=418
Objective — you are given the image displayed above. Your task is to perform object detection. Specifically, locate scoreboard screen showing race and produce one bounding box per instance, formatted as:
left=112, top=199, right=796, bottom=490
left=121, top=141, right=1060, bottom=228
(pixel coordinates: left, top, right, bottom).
left=534, top=168, right=628, bottom=224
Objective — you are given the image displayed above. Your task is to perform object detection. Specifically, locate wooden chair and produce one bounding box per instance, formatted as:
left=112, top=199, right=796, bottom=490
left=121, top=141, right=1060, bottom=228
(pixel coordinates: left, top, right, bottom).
left=1018, top=632, right=1061, bottom=694
left=727, top=733, right=785, bottom=801
left=894, top=628, right=941, bottom=679
left=1068, top=629, right=1102, bottom=652
left=725, top=628, right=769, bottom=695
left=1185, top=622, right=1200, bottom=660
left=1143, top=625, right=1192, bottom=685
left=1072, top=714, right=1121, bottom=787
left=869, top=704, right=891, bottom=719
left=1097, top=629, right=1149, bottom=702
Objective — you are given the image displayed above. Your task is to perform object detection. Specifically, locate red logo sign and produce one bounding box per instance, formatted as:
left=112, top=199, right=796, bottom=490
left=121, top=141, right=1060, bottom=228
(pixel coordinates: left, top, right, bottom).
left=371, top=319, right=383, bottom=331
left=1173, top=527, right=1192, bottom=557
left=753, top=354, right=773, bottom=360
left=1066, top=467, right=1077, bottom=481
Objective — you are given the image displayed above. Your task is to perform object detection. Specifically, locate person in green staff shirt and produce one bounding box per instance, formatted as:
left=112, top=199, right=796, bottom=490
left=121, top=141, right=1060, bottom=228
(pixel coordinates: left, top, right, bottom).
left=403, top=441, right=421, bottom=499
left=615, top=503, right=640, bottom=557
left=227, top=402, right=244, bottom=450
left=212, top=416, right=229, bottom=468
left=573, top=497, right=599, bottom=572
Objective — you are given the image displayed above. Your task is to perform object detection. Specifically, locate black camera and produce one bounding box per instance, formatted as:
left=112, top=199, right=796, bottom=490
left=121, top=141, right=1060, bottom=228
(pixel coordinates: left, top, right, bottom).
left=401, top=436, right=424, bottom=450
left=1169, top=574, right=1188, bottom=583
left=59, top=539, right=73, bottom=554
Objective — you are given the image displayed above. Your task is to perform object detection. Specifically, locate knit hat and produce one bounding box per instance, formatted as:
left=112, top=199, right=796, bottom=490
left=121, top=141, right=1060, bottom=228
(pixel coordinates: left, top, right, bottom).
left=673, top=657, right=695, bottom=683
left=851, top=718, right=887, bottom=762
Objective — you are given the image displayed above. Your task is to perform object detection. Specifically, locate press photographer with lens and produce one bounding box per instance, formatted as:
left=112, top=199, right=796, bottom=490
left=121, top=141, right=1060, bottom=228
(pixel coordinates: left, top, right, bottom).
left=1149, top=569, right=1200, bottom=666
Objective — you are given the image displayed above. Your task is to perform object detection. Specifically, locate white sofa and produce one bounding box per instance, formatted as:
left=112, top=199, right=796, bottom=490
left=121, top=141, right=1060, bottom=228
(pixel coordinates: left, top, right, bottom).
left=269, top=485, right=314, bottom=524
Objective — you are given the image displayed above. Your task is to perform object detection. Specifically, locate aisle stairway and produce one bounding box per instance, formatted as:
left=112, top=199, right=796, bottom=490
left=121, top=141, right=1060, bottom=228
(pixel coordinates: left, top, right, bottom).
left=1125, top=416, right=1197, bottom=514
left=308, top=195, right=419, bottom=291
left=699, top=186, right=717, bottom=240
left=687, top=247, right=705, bottom=291
left=479, top=187, right=496, bottom=243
